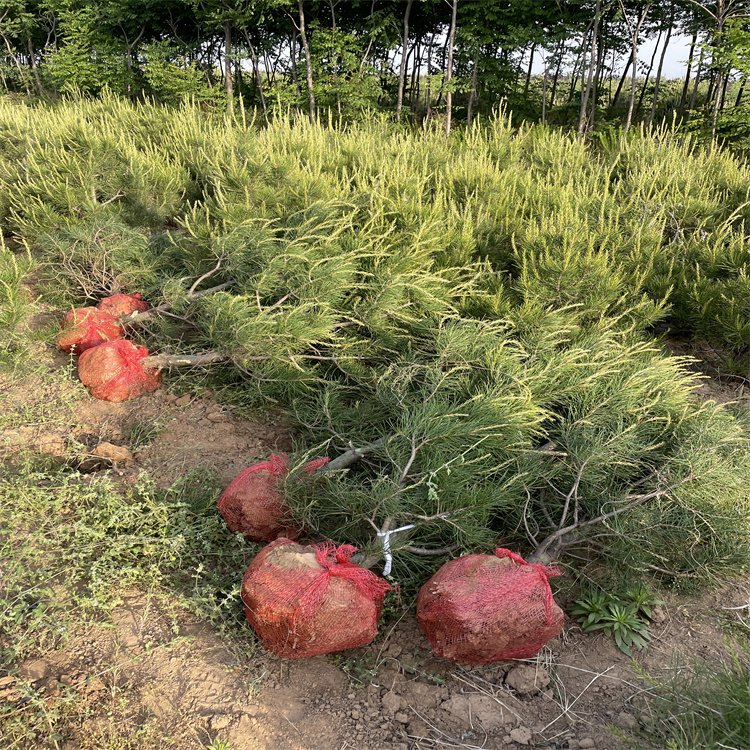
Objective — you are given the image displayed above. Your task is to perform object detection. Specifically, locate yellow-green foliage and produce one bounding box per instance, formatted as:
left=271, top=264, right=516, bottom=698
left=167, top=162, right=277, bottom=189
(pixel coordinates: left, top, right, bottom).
left=1, top=99, right=749, bottom=346
left=3, top=97, right=750, bottom=585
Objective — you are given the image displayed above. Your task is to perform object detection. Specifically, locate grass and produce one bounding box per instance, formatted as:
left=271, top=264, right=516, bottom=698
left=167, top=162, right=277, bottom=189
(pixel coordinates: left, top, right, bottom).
left=639, top=654, right=750, bottom=750
left=0, top=454, right=263, bottom=748
left=0, top=461, right=258, bottom=668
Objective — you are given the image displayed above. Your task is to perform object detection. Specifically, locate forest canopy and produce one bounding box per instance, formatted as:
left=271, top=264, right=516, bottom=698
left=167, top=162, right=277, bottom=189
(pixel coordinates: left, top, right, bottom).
left=0, top=1, right=749, bottom=140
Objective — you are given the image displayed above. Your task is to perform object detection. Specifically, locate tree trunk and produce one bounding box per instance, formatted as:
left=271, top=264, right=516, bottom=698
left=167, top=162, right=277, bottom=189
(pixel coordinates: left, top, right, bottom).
left=410, top=41, right=421, bottom=111
left=27, top=38, right=43, bottom=95
left=625, top=4, right=650, bottom=133
left=224, top=23, right=233, bottom=114
left=289, top=31, right=302, bottom=98
left=650, top=8, right=674, bottom=125
left=549, top=43, right=563, bottom=109
left=719, top=71, right=730, bottom=111
left=611, top=54, right=633, bottom=109
left=298, top=0, right=316, bottom=119
left=568, top=40, right=587, bottom=102
left=396, top=0, right=413, bottom=118
left=524, top=43, right=536, bottom=97
left=444, top=0, right=458, bottom=134
left=636, top=27, right=663, bottom=115
left=734, top=78, right=746, bottom=107
left=425, top=32, right=435, bottom=120
left=589, top=21, right=607, bottom=131
left=467, top=53, right=479, bottom=125
left=689, top=47, right=704, bottom=110
left=578, top=1, right=601, bottom=137
left=541, top=51, right=548, bottom=124
left=679, top=26, right=698, bottom=113
left=246, top=36, right=268, bottom=115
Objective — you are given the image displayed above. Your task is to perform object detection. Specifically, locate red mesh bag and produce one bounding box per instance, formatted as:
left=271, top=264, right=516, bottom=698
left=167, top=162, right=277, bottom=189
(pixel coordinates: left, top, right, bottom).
left=217, top=454, right=330, bottom=541
left=96, top=293, right=150, bottom=317
left=56, top=307, right=124, bottom=353
left=78, top=340, right=162, bottom=402
left=242, top=538, right=391, bottom=658
left=416, top=548, right=564, bottom=664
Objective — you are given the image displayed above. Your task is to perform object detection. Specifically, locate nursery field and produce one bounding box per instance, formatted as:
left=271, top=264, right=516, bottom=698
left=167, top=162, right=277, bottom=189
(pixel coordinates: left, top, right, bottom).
left=2, top=98, right=750, bottom=750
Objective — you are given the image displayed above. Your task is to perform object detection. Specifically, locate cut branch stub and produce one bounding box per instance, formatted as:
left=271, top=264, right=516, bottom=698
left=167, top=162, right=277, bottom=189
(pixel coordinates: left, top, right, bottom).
left=118, top=280, right=236, bottom=326
left=142, top=351, right=227, bottom=369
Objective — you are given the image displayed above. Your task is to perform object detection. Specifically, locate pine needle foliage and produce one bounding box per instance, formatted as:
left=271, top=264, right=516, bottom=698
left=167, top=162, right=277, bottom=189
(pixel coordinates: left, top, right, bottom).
left=4, top=97, right=750, bottom=587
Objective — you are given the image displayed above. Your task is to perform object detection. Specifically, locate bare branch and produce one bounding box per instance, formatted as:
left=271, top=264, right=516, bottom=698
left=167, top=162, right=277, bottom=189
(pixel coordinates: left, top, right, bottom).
left=317, top=437, right=387, bottom=472
left=528, top=473, right=697, bottom=564
left=119, top=280, right=235, bottom=325
left=188, top=256, right=225, bottom=296
left=142, top=351, right=227, bottom=369
left=402, top=544, right=460, bottom=556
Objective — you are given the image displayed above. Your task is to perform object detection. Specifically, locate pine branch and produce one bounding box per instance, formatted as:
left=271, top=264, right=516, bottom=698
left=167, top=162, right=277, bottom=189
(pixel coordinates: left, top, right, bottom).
left=142, top=351, right=227, bottom=369
left=119, top=280, right=236, bottom=325
left=317, top=438, right=387, bottom=472
left=528, top=473, right=697, bottom=564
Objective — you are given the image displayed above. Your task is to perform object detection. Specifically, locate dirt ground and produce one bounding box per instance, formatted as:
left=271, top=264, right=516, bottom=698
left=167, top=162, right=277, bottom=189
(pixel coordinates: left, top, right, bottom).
left=2, top=337, right=750, bottom=750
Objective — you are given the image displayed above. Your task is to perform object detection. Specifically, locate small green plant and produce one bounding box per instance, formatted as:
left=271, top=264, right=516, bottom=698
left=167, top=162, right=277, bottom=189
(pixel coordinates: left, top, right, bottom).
left=207, top=739, right=236, bottom=750
left=126, top=419, right=162, bottom=451
left=572, top=586, right=663, bottom=656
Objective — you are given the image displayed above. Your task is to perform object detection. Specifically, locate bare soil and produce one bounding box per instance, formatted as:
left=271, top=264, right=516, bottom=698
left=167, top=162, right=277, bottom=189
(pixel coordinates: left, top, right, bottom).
left=2, top=338, right=750, bottom=750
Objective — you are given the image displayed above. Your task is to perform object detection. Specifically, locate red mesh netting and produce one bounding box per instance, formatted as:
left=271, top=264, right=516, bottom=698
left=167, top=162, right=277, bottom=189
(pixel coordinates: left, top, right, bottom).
left=96, top=293, right=150, bottom=317
left=416, top=548, right=564, bottom=664
left=56, top=307, right=124, bottom=354
left=217, top=454, right=330, bottom=542
left=78, top=339, right=162, bottom=402
left=242, top=538, right=391, bottom=659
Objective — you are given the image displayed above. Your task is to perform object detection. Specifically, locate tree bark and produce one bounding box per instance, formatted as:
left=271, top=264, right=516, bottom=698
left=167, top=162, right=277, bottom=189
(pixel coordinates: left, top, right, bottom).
left=425, top=32, right=435, bottom=120
left=689, top=47, right=704, bottom=110
left=650, top=7, right=674, bottom=125
left=589, top=21, right=606, bottom=131
left=549, top=42, right=563, bottom=109
left=719, top=71, right=730, bottom=111
left=636, top=27, right=663, bottom=115
left=524, top=43, right=536, bottom=97
left=568, top=38, right=587, bottom=102
left=297, top=0, right=316, bottom=119
left=410, top=40, right=421, bottom=111
left=246, top=36, right=268, bottom=116
left=224, top=22, right=233, bottom=114
left=679, top=26, right=698, bottom=113
left=396, top=0, right=413, bottom=119
left=27, top=37, right=43, bottom=95
left=444, top=0, right=458, bottom=134
left=578, top=1, right=601, bottom=137
left=625, top=3, right=651, bottom=133
left=734, top=78, right=746, bottom=107
left=467, top=53, right=479, bottom=125
left=611, top=54, right=632, bottom=109
left=541, top=51, right=548, bottom=123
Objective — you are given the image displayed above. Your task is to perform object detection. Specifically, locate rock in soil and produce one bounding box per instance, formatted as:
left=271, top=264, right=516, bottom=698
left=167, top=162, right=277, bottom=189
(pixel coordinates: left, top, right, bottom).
left=505, top=664, right=550, bottom=695
left=381, top=690, right=402, bottom=714
left=509, top=725, right=533, bottom=745
left=92, top=442, right=134, bottom=464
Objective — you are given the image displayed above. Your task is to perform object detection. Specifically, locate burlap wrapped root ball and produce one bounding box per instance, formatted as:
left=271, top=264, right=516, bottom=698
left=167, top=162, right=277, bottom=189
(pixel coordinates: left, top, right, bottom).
left=78, top=339, right=162, bottom=402
left=217, top=454, right=330, bottom=541
left=56, top=307, right=124, bottom=353
left=242, top=539, right=391, bottom=659
left=417, top=548, right=564, bottom=664
left=96, top=292, right=150, bottom=317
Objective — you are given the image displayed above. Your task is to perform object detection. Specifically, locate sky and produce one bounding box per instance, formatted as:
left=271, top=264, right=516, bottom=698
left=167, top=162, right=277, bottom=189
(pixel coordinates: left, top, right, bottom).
left=531, top=32, right=695, bottom=79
